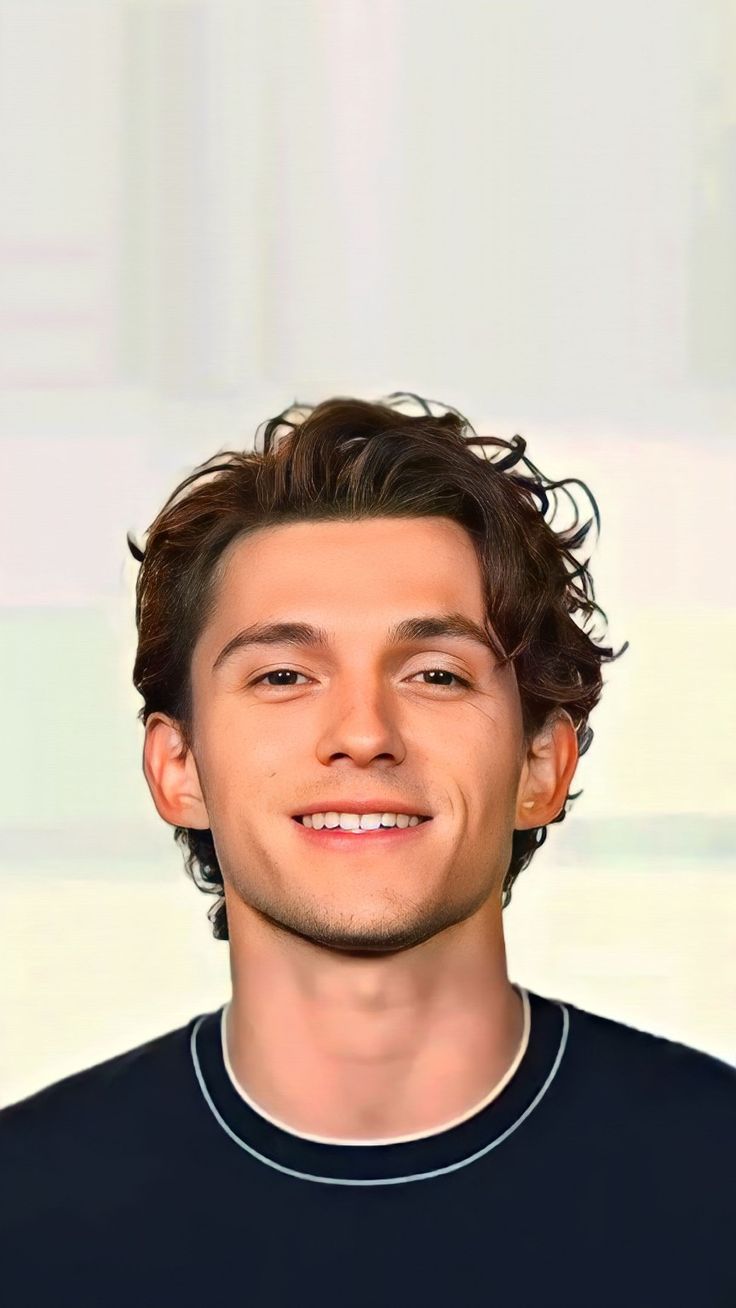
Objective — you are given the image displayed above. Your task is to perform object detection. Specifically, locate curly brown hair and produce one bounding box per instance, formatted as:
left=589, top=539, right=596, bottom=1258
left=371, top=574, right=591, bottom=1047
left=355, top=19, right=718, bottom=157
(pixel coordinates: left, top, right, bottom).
left=127, top=392, right=628, bottom=940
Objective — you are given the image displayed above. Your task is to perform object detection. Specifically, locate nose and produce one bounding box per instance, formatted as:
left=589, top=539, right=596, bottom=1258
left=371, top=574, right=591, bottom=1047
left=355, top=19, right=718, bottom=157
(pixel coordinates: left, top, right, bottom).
left=313, top=681, right=408, bottom=769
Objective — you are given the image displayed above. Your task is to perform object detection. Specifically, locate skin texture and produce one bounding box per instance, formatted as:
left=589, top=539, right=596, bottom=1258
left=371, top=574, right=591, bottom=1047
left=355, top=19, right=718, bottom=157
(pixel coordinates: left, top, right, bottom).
left=143, top=516, right=579, bottom=1139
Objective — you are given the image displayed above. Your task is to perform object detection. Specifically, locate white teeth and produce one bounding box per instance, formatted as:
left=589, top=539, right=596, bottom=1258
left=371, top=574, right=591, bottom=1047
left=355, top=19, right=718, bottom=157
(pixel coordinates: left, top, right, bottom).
left=300, top=812, right=423, bottom=831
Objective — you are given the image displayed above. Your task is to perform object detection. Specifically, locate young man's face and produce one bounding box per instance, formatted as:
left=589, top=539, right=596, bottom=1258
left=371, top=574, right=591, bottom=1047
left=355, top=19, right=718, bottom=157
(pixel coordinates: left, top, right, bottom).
left=150, top=516, right=564, bottom=954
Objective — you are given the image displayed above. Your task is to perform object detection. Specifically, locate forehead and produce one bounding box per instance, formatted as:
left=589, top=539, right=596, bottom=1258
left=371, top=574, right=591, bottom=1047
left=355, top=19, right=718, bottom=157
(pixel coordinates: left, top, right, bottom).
left=212, top=517, right=485, bottom=619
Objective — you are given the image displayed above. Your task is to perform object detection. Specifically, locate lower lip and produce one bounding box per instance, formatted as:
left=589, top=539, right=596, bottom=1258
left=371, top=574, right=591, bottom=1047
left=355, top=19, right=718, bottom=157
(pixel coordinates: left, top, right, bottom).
left=291, top=818, right=433, bottom=850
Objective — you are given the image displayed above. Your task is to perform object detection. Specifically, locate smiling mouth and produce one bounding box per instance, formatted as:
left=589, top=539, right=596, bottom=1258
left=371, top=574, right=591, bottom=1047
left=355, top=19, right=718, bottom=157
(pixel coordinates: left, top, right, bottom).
left=290, top=816, right=434, bottom=847
left=292, top=816, right=432, bottom=827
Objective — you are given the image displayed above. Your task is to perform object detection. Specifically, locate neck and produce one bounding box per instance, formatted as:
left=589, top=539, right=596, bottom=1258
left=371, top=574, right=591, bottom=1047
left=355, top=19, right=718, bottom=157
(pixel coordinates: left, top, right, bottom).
left=224, top=984, right=528, bottom=1142
left=223, top=903, right=526, bottom=1141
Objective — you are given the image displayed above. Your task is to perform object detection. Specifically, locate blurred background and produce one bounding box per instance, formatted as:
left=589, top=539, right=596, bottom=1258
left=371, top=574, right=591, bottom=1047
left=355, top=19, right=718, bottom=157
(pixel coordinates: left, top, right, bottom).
left=1, top=0, right=734, bottom=1107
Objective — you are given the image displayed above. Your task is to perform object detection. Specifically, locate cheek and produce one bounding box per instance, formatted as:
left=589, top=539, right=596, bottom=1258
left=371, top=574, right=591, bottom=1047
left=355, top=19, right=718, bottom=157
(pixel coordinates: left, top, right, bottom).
left=466, top=763, right=521, bottom=833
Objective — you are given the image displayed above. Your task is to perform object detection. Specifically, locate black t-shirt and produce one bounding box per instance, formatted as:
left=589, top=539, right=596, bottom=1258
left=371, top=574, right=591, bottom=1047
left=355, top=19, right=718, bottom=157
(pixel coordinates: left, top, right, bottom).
left=1, top=984, right=734, bottom=1307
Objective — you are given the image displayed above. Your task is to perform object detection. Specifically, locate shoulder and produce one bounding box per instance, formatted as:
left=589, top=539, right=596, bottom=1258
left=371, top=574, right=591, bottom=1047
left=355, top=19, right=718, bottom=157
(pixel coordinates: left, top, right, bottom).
left=554, top=992, right=736, bottom=1140
left=0, top=1011, right=215, bottom=1267
left=0, top=1011, right=206, bottom=1165
left=561, top=994, right=735, bottom=1080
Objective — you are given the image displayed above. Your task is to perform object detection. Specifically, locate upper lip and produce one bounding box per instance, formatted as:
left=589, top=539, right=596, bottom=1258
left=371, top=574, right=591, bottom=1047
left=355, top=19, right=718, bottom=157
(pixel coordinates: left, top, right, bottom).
left=291, top=800, right=432, bottom=818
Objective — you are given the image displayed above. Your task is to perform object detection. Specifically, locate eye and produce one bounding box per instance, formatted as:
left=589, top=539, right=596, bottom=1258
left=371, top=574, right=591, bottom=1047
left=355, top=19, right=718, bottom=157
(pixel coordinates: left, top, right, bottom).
left=412, top=668, right=472, bottom=689
left=248, top=667, right=472, bottom=690
left=250, top=669, right=309, bottom=688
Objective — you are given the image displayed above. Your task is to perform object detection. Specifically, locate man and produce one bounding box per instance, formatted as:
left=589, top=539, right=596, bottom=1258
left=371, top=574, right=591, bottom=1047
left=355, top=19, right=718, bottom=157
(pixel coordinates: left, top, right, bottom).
left=1, top=395, right=734, bottom=1306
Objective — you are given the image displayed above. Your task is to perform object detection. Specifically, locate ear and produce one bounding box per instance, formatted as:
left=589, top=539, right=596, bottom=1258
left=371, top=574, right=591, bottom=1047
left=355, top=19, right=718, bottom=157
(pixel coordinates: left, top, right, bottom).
left=142, top=713, right=211, bottom=831
left=514, top=708, right=579, bottom=830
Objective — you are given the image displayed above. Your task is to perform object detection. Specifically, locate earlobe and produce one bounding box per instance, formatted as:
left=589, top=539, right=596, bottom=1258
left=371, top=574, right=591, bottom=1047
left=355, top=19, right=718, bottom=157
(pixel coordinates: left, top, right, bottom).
left=142, top=714, right=210, bottom=830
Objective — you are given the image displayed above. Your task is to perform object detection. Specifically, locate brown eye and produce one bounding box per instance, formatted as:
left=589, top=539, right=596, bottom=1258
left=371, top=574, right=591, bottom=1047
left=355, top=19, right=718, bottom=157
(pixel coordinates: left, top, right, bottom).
left=413, top=669, right=471, bottom=689
left=250, top=669, right=308, bottom=687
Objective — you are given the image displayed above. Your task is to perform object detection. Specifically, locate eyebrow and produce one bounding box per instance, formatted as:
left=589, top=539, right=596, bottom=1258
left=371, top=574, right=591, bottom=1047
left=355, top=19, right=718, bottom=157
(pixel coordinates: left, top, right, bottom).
left=212, top=612, right=499, bottom=675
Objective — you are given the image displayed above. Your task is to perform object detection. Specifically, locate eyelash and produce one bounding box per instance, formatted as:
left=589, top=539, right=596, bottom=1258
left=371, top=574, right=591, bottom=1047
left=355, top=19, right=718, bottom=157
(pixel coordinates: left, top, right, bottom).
left=248, top=667, right=473, bottom=692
